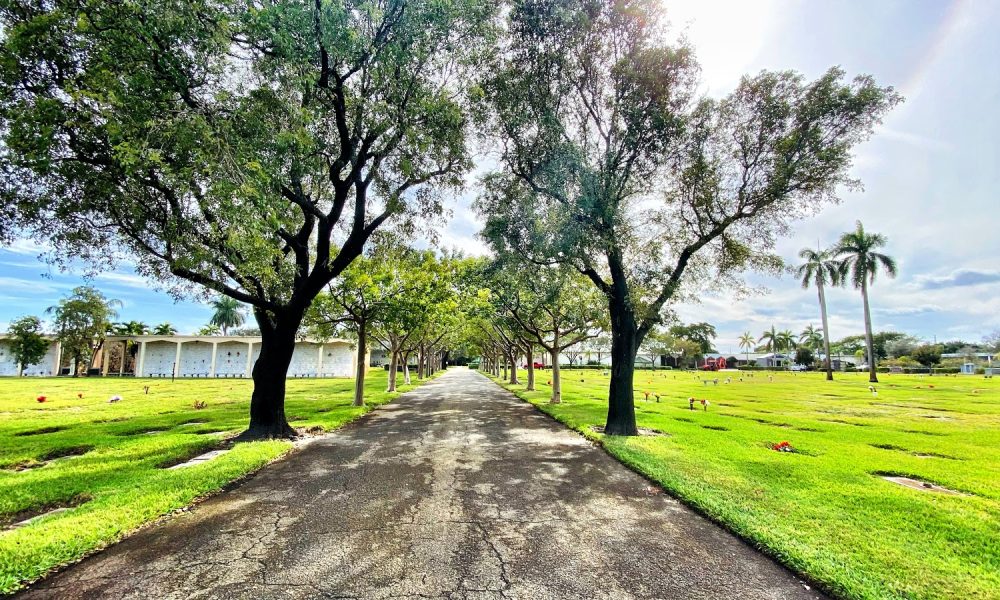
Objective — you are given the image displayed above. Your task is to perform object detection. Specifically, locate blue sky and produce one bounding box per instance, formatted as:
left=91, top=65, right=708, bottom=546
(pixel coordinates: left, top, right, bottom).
left=2, top=0, right=998, bottom=350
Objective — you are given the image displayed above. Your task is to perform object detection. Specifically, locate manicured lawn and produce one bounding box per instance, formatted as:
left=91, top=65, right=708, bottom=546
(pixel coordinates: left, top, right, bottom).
left=491, top=369, right=999, bottom=600
left=0, top=370, right=427, bottom=595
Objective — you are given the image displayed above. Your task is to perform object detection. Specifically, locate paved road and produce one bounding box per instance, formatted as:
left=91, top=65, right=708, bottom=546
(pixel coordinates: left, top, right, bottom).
left=20, top=369, right=824, bottom=599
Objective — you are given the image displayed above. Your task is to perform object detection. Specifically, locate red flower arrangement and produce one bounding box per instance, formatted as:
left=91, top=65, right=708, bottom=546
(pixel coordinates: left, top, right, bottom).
left=771, top=441, right=794, bottom=453
left=36, top=395, right=46, bottom=403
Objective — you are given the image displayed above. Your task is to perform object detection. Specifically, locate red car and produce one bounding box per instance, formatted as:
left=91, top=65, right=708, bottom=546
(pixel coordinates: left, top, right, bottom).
left=524, top=362, right=545, bottom=369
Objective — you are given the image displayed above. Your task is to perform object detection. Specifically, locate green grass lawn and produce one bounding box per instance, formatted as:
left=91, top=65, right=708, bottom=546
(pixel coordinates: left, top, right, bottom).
left=491, top=369, right=999, bottom=600
left=0, top=369, right=428, bottom=595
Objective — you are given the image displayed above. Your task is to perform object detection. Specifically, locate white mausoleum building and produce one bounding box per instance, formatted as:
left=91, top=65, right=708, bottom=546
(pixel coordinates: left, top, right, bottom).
left=2, top=335, right=362, bottom=378
left=0, top=336, right=62, bottom=376
left=101, top=335, right=364, bottom=378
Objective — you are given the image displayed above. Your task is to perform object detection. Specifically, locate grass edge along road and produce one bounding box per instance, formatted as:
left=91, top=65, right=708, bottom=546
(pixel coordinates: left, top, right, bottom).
left=488, top=369, right=999, bottom=600
left=0, top=369, right=437, bottom=595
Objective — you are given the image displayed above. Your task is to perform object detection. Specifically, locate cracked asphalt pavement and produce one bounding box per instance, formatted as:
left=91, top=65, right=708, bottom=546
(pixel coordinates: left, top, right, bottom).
left=18, top=368, right=825, bottom=599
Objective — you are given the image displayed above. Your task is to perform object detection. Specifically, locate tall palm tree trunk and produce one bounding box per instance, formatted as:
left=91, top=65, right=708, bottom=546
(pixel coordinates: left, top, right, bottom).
left=862, top=279, right=878, bottom=383
left=817, top=281, right=834, bottom=381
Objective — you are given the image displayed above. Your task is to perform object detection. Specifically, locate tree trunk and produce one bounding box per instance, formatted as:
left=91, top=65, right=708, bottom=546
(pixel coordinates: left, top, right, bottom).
left=605, top=299, right=639, bottom=436
left=240, top=314, right=298, bottom=440
left=418, top=345, right=425, bottom=379
left=550, top=348, right=561, bottom=404
left=387, top=350, right=399, bottom=392
left=353, top=320, right=367, bottom=407
left=818, top=282, right=834, bottom=381
left=862, top=280, right=878, bottom=383
left=403, top=353, right=411, bottom=384
left=525, top=344, right=535, bottom=391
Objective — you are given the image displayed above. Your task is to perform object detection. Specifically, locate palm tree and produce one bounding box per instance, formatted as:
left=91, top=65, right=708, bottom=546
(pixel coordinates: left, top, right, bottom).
left=152, top=322, right=177, bottom=335
left=112, top=321, right=149, bottom=336
left=208, top=297, right=245, bottom=336
left=799, top=324, right=823, bottom=351
left=777, top=329, right=797, bottom=353
left=111, top=321, right=148, bottom=373
left=835, top=221, right=897, bottom=383
left=795, top=247, right=843, bottom=381
left=758, top=326, right=778, bottom=353
left=738, top=331, right=755, bottom=366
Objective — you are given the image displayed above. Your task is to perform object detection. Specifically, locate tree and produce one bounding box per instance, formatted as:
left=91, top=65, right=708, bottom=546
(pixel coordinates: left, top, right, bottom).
left=370, top=250, right=453, bottom=393
left=669, top=323, right=717, bottom=355
left=474, top=0, right=899, bottom=434
left=673, top=339, right=703, bottom=369
left=112, top=320, right=150, bottom=372
left=982, top=330, right=1000, bottom=353
left=0, top=1, right=492, bottom=438
left=152, top=323, right=178, bottom=336
left=885, top=335, right=920, bottom=359
left=113, top=321, right=150, bottom=336
left=209, top=297, right=245, bottom=336
left=795, top=247, right=844, bottom=380
left=7, top=316, right=48, bottom=376
left=799, top=324, right=823, bottom=350
left=307, top=240, right=437, bottom=407
left=777, top=329, right=797, bottom=353
left=794, top=347, right=814, bottom=368
left=47, top=286, right=120, bottom=376
left=738, top=331, right=755, bottom=365
left=481, top=261, right=604, bottom=404
left=758, top=326, right=779, bottom=353
left=835, top=221, right=897, bottom=383
left=197, top=324, right=222, bottom=336
left=911, top=344, right=942, bottom=368
left=640, top=328, right=674, bottom=370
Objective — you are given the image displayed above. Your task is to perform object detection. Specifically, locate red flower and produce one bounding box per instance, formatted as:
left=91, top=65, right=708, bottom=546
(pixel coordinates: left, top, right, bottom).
left=36, top=395, right=46, bottom=403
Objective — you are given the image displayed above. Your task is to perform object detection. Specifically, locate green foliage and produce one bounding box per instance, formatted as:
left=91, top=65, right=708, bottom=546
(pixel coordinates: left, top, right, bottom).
left=835, top=221, right=898, bottom=289
left=474, top=0, right=899, bottom=432
left=151, top=322, right=177, bottom=336
left=795, top=247, right=843, bottom=289
left=6, top=316, right=49, bottom=374
left=668, top=322, right=717, bottom=354
left=793, top=346, right=814, bottom=366
left=208, top=297, right=245, bottom=336
left=45, top=286, right=120, bottom=374
left=911, top=344, right=943, bottom=367
left=112, top=321, right=149, bottom=336
left=798, top=324, right=824, bottom=350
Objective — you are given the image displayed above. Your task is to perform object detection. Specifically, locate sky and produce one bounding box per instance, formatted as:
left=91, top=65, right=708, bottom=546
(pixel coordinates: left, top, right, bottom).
left=1, top=0, right=998, bottom=351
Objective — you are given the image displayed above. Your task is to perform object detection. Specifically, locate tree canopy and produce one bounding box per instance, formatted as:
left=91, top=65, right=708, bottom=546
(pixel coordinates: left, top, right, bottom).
left=474, top=0, right=900, bottom=434
left=0, top=0, right=494, bottom=436
left=6, top=315, right=49, bottom=375
left=46, top=286, right=120, bottom=376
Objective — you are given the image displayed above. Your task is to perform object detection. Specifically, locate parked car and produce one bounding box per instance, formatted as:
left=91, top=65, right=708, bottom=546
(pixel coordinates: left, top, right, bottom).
left=523, top=362, right=545, bottom=369
left=790, top=364, right=807, bottom=372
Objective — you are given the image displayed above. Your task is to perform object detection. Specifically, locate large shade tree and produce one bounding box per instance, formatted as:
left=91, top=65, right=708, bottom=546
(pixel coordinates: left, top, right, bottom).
left=0, top=0, right=491, bottom=437
left=46, top=286, right=120, bottom=376
left=474, top=0, right=900, bottom=435
left=835, top=221, right=897, bottom=383
left=6, top=316, right=49, bottom=376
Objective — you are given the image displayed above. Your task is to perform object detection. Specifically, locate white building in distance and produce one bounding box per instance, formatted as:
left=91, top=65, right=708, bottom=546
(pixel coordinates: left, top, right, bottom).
left=0, top=336, right=62, bottom=376
left=0, top=335, right=364, bottom=378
